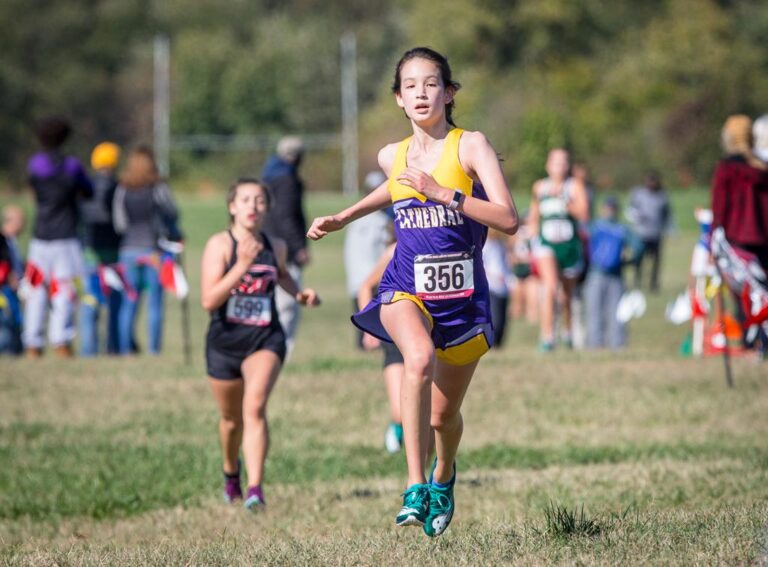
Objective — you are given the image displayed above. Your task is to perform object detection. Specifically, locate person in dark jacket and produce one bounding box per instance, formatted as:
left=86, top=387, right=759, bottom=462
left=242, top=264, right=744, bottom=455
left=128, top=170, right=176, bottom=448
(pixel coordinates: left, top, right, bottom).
left=626, top=170, right=671, bottom=293
left=261, top=136, right=309, bottom=353
left=79, top=142, right=122, bottom=356
left=24, top=116, right=93, bottom=358
left=113, top=146, right=179, bottom=355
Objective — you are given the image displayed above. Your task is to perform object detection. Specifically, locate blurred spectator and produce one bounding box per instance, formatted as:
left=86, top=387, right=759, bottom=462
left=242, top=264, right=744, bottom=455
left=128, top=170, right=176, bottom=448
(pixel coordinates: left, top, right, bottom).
left=79, top=142, right=122, bottom=356
left=1, top=206, right=25, bottom=355
left=261, top=135, right=308, bottom=354
left=571, top=161, right=596, bottom=225
left=753, top=114, right=768, bottom=163
left=569, top=162, right=595, bottom=350
left=711, top=115, right=768, bottom=354
left=509, top=214, right=539, bottom=325
left=585, top=196, right=641, bottom=349
left=626, top=170, right=671, bottom=293
left=24, top=116, right=93, bottom=358
left=712, top=115, right=768, bottom=272
left=2, top=205, right=25, bottom=277
left=482, top=229, right=511, bottom=348
left=344, top=170, right=391, bottom=348
left=355, top=242, right=405, bottom=454
left=113, top=146, right=179, bottom=355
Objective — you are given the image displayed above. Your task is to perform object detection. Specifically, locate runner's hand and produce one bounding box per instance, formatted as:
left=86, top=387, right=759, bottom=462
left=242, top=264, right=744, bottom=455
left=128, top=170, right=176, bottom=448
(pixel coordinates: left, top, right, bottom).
left=397, top=167, right=448, bottom=202
left=296, top=288, right=321, bottom=306
left=362, top=333, right=381, bottom=350
left=236, top=234, right=263, bottom=267
left=307, top=216, right=344, bottom=240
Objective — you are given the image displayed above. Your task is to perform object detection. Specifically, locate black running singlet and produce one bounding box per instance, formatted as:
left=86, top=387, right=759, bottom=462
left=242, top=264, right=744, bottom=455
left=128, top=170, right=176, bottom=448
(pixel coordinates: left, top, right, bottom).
left=206, top=231, right=283, bottom=356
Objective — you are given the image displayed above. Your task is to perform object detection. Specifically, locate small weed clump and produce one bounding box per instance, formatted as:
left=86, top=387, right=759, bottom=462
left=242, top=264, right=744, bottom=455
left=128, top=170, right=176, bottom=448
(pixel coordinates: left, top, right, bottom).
left=543, top=501, right=601, bottom=539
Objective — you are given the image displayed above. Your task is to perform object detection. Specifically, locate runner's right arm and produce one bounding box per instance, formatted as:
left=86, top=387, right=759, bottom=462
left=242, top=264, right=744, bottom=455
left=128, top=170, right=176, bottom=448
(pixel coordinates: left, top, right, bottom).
left=307, top=144, right=396, bottom=241
left=200, top=233, right=258, bottom=311
left=307, top=182, right=390, bottom=240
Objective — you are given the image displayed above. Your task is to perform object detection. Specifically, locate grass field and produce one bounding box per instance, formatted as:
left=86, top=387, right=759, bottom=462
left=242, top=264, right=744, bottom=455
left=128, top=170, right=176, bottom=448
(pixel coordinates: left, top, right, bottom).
left=1, top=189, right=767, bottom=565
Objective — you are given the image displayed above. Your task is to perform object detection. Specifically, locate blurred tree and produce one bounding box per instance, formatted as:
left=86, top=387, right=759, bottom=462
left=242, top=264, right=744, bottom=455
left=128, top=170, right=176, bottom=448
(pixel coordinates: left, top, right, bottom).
left=0, top=0, right=153, bottom=181
left=2, top=0, right=768, bottom=191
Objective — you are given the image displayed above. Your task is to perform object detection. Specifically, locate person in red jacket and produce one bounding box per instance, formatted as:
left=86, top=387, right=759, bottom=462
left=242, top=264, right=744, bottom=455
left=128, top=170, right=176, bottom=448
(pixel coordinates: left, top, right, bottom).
left=711, top=114, right=768, bottom=272
left=711, top=114, right=768, bottom=353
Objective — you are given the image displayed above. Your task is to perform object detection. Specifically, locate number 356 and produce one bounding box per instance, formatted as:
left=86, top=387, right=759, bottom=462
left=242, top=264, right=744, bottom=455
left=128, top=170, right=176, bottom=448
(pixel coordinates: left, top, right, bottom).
left=423, top=264, right=464, bottom=291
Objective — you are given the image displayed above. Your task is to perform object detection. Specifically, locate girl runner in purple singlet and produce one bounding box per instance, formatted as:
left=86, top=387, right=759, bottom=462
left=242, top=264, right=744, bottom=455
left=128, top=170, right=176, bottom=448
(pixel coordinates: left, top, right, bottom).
left=308, top=47, right=518, bottom=537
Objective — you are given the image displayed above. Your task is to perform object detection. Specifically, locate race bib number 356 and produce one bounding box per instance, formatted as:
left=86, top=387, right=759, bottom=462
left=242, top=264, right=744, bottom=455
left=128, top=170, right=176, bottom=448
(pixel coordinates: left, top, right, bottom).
left=225, top=295, right=272, bottom=326
left=414, top=252, right=474, bottom=300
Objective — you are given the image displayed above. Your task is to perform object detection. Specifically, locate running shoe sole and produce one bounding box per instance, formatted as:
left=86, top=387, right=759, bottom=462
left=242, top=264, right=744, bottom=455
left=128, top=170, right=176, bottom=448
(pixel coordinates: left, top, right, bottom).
left=396, top=512, right=425, bottom=527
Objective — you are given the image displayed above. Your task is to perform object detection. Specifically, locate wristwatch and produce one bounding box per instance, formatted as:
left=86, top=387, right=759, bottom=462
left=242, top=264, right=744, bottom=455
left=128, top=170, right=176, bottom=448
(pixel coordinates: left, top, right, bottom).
left=447, top=189, right=464, bottom=211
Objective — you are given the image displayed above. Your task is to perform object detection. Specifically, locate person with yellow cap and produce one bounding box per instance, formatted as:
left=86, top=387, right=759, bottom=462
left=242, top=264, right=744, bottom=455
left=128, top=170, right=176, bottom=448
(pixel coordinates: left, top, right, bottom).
left=79, top=141, right=122, bottom=356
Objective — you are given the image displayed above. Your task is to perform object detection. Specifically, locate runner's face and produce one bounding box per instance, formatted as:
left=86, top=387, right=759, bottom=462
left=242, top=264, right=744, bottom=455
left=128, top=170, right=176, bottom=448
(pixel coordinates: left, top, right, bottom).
left=230, top=183, right=268, bottom=230
left=546, top=150, right=570, bottom=180
left=395, top=58, right=453, bottom=125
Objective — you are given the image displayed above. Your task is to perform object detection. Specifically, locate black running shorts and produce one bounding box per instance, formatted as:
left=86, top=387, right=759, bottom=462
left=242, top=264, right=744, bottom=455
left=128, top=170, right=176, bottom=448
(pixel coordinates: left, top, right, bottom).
left=382, top=340, right=404, bottom=368
left=206, top=328, right=287, bottom=380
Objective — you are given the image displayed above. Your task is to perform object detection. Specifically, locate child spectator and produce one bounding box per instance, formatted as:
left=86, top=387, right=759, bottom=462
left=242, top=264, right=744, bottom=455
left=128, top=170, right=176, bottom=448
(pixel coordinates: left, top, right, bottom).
left=0, top=206, right=25, bottom=355
left=585, top=196, right=641, bottom=349
left=79, top=142, right=122, bottom=356
left=2, top=206, right=25, bottom=277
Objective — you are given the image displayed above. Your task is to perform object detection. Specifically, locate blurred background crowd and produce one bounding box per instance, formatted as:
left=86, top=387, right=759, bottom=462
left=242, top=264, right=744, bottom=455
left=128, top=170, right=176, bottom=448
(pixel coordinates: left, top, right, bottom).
left=1, top=0, right=767, bottom=361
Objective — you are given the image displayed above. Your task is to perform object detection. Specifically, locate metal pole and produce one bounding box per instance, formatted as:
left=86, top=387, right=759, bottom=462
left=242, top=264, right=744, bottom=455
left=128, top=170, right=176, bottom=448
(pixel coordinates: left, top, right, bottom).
left=180, top=250, right=192, bottom=365
left=340, top=32, right=359, bottom=197
left=713, top=267, right=735, bottom=388
left=154, top=34, right=171, bottom=178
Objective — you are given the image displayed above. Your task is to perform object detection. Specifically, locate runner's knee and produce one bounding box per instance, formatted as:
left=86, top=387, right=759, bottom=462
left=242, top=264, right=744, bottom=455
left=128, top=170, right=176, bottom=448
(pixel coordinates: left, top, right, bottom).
left=243, top=399, right=268, bottom=422
left=403, top=347, right=434, bottom=378
left=221, top=414, right=243, bottom=431
left=431, top=408, right=461, bottom=431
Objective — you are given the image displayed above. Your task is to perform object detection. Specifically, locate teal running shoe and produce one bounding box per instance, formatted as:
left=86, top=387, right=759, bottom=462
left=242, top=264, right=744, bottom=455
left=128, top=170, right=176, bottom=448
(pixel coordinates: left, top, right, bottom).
left=384, top=422, right=404, bottom=454
left=424, top=461, right=456, bottom=537
left=538, top=340, right=555, bottom=353
left=395, top=483, right=430, bottom=526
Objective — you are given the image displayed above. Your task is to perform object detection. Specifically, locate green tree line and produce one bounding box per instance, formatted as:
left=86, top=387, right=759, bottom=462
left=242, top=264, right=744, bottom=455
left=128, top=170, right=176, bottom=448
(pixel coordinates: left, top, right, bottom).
left=2, top=0, right=767, bottom=190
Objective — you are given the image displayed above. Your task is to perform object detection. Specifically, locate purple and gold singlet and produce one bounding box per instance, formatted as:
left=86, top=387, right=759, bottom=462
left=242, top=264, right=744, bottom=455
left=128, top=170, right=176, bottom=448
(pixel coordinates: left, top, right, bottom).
left=352, top=128, right=493, bottom=366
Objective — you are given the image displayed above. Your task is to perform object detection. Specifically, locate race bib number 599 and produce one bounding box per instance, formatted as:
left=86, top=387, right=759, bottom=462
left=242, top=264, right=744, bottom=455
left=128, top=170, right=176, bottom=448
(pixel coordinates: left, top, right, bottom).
left=225, top=295, right=272, bottom=326
left=414, top=252, right=474, bottom=300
